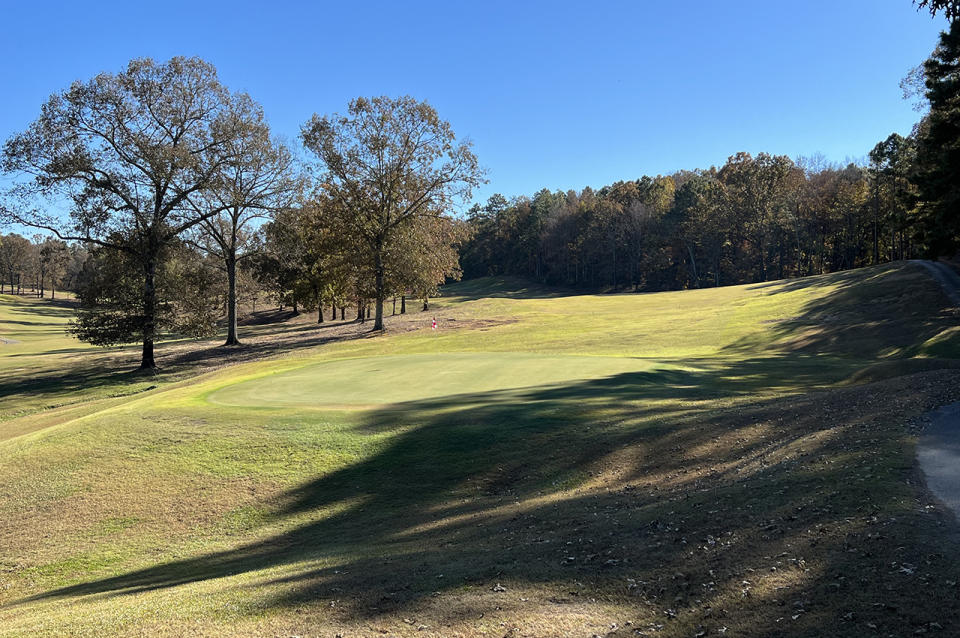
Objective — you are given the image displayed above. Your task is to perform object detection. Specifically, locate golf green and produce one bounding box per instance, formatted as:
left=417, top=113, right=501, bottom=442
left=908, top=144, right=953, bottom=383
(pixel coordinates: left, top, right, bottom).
left=206, top=352, right=658, bottom=408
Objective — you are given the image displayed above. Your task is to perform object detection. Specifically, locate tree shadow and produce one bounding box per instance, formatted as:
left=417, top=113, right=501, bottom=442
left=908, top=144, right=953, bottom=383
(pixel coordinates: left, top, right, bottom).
left=0, top=314, right=378, bottom=419
left=15, top=363, right=960, bottom=633
left=9, top=262, right=960, bottom=633
left=728, top=262, right=958, bottom=364
left=439, top=276, right=573, bottom=303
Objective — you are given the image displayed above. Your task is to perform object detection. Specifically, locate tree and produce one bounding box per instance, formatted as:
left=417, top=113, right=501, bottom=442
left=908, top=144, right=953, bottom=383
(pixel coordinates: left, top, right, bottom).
left=674, top=174, right=728, bottom=287
left=301, top=96, right=484, bottom=331
left=0, top=233, right=30, bottom=294
left=719, top=153, right=796, bottom=281
left=869, top=133, right=916, bottom=261
left=70, top=240, right=221, bottom=347
left=38, top=238, right=68, bottom=298
left=256, top=207, right=310, bottom=313
left=915, top=0, right=960, bottom=20
left=2, top=57, right=254, bottom=368
left=191, top=96, right=301, bottom=345
left=388, top=213, right=470, bottom=310
left=914, top=20, right=960, bottom=256
left=60, top=243, right=90, bottom=293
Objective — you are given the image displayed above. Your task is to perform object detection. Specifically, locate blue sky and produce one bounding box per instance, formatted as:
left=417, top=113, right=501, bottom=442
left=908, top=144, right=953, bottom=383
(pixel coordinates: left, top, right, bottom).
left=0, top=0, right=949, bottom=208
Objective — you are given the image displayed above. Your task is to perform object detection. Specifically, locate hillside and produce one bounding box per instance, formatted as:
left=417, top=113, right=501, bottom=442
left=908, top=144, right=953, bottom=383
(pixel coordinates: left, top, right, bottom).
left=1, top=262, right=960, bottom=637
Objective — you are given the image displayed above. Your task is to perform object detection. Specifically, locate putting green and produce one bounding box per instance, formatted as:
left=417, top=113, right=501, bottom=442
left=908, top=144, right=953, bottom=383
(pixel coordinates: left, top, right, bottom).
left=206, top=353, right=657, bottom=408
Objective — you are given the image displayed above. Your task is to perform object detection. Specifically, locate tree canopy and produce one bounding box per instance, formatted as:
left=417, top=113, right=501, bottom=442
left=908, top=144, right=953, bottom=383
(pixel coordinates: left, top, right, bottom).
left=915, top=0, right=960, bottom=20
left=914, top=19, right=960, bottom=256
left=300, top=96, right=484, bottom=330
left=2, top=57, right=262, bottom=368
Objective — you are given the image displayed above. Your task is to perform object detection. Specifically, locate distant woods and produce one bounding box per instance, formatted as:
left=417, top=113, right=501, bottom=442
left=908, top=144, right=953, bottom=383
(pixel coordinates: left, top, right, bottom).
left=462, top=19, right=960, bottom=291
left=0, top=233, right=84, bottom=298
left=461, top=153, right=904, bottom=291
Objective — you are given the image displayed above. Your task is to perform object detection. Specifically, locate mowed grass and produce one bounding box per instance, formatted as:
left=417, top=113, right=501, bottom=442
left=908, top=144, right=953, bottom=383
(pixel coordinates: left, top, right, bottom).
left=0, top=294, right=162, bottom=427
left=206, top=353, right=666, bottom=408
left=2, top=263, right=960, bottom=637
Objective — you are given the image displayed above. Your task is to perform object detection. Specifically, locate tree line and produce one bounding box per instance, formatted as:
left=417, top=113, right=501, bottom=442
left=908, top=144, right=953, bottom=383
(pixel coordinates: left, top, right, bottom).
left=461, top=19, right=960, bottom=291
left=0, top=233, right=87, bottom=297
left=1, top=11, right=957, bottom=371
left=0, top=59, right=481, bottom=369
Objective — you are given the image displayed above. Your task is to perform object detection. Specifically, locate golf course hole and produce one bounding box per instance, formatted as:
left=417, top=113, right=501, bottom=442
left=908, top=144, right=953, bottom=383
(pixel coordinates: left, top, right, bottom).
left=206, top=353, right=656, bottom=408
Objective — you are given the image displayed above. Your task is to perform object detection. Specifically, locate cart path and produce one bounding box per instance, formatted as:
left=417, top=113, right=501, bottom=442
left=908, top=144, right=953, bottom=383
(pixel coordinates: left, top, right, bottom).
left=919, top=402, right=960, bottom=519
left=913, top=260, right=960, bottom=519
left=911, top=259, right=960, bottom=306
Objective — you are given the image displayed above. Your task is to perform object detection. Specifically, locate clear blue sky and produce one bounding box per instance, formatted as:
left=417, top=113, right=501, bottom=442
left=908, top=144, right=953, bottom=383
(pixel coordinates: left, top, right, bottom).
left=0, top=0, right=949, bottom=208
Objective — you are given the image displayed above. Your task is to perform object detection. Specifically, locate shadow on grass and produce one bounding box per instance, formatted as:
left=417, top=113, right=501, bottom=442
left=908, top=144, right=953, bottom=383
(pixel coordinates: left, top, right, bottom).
left=440, top=275, right=572, bottom=302
left=15, top=365, right=960, bottom=634
left=0, top=317, right=374, bottom=417
left=11, top=262, right=960, bottom=634
left=729, top=262, right=959, bottom=363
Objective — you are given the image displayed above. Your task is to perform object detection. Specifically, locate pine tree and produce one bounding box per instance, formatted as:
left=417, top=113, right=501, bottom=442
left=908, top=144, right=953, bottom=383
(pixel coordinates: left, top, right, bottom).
left=914, top=20, right=960, bottom=256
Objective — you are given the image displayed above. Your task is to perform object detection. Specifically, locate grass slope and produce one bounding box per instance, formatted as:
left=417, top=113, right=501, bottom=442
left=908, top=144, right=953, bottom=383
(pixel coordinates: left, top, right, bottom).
left=2, top=263, right=960, bottom=637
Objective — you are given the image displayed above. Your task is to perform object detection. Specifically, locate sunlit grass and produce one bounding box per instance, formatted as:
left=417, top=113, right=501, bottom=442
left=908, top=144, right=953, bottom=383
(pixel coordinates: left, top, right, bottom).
left=1, top=263, right=959, bottom=636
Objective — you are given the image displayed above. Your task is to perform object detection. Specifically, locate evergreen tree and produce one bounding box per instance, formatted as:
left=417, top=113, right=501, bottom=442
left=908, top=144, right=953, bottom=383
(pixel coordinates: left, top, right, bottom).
left=914, top=20, right=960, bottom=256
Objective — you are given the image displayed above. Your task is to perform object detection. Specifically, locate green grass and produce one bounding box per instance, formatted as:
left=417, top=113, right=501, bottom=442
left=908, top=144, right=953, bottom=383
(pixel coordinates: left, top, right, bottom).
left=206, top=353, right=668, bottom=408
left=2, top=263, right=960, bottom=637
left=0, top=294, right=159, bottom=426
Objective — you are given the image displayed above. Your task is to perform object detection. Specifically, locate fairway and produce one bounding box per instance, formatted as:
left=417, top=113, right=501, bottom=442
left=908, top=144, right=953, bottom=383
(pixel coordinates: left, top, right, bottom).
left=4, top=264, right=960, bottom=637
left=207, top=353, right=660, bottom=407
left=4, top=11, right=960, bottom=635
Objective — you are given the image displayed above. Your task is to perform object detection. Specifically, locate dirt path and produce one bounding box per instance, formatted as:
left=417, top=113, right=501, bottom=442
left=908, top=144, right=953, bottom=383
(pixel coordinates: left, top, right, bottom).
left=913, top=260, right=960, bottom=520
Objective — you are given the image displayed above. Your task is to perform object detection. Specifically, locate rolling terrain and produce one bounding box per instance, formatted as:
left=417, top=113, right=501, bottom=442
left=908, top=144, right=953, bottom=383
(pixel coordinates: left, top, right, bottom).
left=2, top=263, right=960, bottom=637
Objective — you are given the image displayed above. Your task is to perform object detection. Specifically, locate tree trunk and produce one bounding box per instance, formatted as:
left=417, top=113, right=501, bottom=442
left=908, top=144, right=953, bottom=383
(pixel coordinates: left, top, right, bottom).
left=392, top=297, right=396, bottom=315
left=422, top=297, right=429, bottom=311
left=224, top=256, right=240, bottom=345
left=686, top=243, right=699, bottom=288
left=357, top=299, right=364, bottom=322
left=318, top=305, right=324, bottom=323
left=140, top=256, right=157, bottom=370
left=373, top=248, right=385, bottom=330
left=777, top=240, right=785, bottom=280
left=340, top=306, right=345, bottom=320
left=401, top=295, right=406, bottom=314
left=759, top=234, right=768, bottom=282
left=873, top=175, right=880, bottom=265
